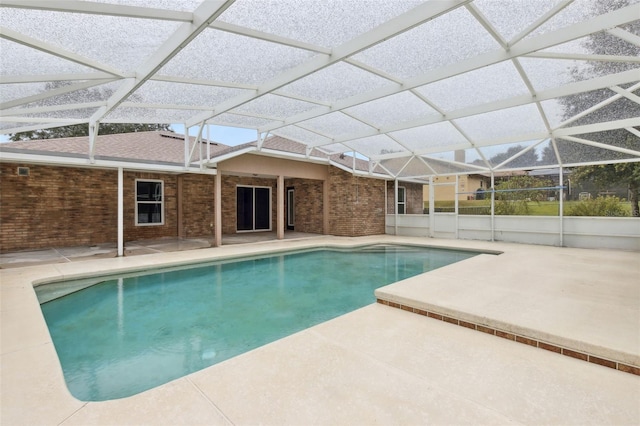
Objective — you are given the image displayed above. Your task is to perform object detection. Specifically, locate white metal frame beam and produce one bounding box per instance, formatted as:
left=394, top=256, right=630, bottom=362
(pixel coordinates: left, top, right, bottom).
left=89, top=0, right=236, bottom=125
left=185, top=0, right=471, bottom=127
left=258, top=4, right=639, bottom=143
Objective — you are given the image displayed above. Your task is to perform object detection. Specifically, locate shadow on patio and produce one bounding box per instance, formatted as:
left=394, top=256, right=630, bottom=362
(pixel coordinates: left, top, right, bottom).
left=0, top=232, right=322, bottom=269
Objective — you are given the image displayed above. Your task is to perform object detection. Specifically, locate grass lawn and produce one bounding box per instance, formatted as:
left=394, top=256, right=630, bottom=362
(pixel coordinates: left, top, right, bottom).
left=426, top=200, right=633, bottom=216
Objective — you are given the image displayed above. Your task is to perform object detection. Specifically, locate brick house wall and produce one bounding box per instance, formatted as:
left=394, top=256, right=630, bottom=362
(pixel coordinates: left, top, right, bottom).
left=0, top=165, right=219, bottom=252
left=386, top=181, right=424, bottom=214
left=328, top=167, right=385, bottom=236
left=284, top=178, right=324, bottom=234
left=1, top=162, right=390, bottom=253
left=179, top=174, right=215, bottom=239
left=0, top=163, right=118, bottom=252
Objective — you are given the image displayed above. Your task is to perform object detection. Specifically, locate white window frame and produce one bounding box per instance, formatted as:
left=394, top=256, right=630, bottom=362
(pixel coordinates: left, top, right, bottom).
left=397, top=186, right=406, bottom=214
left=135, top=179, right=164, bottom=226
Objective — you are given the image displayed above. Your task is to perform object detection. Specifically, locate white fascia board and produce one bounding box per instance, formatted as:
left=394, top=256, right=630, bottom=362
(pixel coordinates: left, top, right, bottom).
left=249, top=148, right=330, bottom=165
left=0, top=151, right=218, bottom=175
left=0, top=1, right=193, bottom=22
left=0, top=27, right=126, bottom=77
left=90, top=0, right=235, bottom=124
left=185, top=0, right=470, bottom=127
left=328, top=159, right=390, bottom=179
left=207, top=146, right=258, bottom=164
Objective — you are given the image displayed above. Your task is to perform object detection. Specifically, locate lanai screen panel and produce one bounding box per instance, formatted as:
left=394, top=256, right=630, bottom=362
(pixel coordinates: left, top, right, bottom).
left=0, top=0, right=638, bottom=178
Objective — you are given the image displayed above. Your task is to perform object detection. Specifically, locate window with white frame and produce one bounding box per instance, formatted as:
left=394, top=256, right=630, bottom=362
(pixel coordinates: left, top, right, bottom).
left=397, top=186, right=406, bottom=214
left=136, top=179, right=163, bottom=225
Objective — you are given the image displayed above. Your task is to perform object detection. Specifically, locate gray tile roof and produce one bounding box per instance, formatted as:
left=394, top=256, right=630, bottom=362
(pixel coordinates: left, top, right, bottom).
left=0, top=131, right=229, bottom=165
left=1, top=131, right=389, bottom=176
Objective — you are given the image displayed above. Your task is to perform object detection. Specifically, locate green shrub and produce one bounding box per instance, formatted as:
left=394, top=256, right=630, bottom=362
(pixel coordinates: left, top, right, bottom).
left=565, top=196, right=630, bottom=217
left=494, top=199, right=531, bottom=215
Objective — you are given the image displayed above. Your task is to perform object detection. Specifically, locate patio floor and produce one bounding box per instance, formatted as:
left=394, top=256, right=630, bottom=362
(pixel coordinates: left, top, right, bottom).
left=1, top=235, right=638, bottom=425
left=0, top=231, right=321, bottom=269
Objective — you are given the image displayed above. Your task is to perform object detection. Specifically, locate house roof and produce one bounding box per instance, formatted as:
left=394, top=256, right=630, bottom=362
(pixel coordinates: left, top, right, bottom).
left=0, top=131, right=229, bottom=166
left=0, top=131, right=391, bottom=177
left=1, top=1, right=638, bottom=178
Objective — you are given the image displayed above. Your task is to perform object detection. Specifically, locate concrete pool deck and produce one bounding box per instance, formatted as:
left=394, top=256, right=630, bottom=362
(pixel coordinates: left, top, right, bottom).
left=1, top=236, right=638, bottom=425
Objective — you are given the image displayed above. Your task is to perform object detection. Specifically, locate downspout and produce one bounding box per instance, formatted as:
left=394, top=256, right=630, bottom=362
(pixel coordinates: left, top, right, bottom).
left=89, top=121, right=99, bottom=164
left=117, top=167, right=124, bottom=257
left=490, top=172, right=495, bottom=242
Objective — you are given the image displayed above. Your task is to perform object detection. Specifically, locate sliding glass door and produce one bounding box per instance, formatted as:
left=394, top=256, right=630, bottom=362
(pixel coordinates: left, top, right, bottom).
left=237, top=186, right=271, bottom=231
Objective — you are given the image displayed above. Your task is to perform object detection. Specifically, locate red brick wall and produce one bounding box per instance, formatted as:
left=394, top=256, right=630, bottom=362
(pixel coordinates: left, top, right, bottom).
left=180, top=174, right=215, bottom=239
left=0, top=163, right=118, bottom=252
left=284, top=178, right=324, bottom=234
left=386, top=181, right=424, bottom=214
left=328, top=167, right=385, bottom=236
left=1, top=162, right=391, bottom=252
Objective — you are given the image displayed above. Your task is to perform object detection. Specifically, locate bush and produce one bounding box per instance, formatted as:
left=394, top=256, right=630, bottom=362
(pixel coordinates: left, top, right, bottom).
left=494, top=199, right=531, bottom=215
left=565, top=196, right=630, bottom=217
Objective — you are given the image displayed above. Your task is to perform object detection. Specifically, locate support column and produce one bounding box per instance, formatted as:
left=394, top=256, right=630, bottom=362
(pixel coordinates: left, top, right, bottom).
left=490, top=172, right=495, bottom=242
left=394, top=179, right=399, bottom=236
left=215, top=172, right=222, bottom=247
left=117, top=167, right=124, bottom=257
left=454, top=174, right=459, bottom=239
left=559, top=167, right=564, bottom=247
left=428, top=176, right=435, bottom=238
left=323, top=178, right=330, bottom=235
left=177, top=176, right=184, bottom=238
left=277, top=174, right=285, bottom=240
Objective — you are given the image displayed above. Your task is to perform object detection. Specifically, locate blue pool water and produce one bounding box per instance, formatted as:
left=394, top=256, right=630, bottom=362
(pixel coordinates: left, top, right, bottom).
left=39, top=245, right=478, bottom=401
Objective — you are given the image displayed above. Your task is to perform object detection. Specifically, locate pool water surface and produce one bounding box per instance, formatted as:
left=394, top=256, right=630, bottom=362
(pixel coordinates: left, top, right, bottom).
left=39, top=245, right=478, bottom=401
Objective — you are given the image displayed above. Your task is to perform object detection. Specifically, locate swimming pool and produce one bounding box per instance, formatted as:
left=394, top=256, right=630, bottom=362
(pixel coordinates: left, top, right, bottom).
left=38, top=244, right=479, bottom=401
